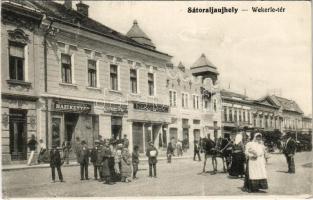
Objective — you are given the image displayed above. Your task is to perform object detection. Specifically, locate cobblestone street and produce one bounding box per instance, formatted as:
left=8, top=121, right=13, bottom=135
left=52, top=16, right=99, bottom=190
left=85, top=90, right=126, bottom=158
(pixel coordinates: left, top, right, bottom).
left=2, top=152, right=312, bottom=197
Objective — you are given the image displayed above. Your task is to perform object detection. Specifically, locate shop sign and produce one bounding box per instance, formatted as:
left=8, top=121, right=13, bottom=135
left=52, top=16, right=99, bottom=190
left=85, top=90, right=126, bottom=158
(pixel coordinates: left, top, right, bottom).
left=133, top=102, right=169, bottom=113
left=104, top=103, right=128, bottom=114
left=53, top=101, right=91, bottom=113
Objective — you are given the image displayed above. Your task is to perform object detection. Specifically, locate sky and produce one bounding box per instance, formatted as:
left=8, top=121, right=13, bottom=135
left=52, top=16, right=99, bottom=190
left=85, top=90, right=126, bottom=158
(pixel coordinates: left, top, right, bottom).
left=70, top=1, right=311, bottom=115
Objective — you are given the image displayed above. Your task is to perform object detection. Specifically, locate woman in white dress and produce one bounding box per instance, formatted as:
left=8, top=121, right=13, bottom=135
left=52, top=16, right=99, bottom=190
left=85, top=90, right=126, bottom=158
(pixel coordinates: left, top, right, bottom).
left=243, top=133, right=268, bottom=192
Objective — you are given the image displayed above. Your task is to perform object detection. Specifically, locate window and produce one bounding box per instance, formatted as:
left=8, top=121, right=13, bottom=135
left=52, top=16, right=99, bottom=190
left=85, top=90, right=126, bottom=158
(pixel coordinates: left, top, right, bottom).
left=224, top=107, right=227, bottom=122
left=193, top=119, right=200, bottom=124
left=61, top=54, right=72, bottom=83
left=148, top=73, right=154, bottom=96
left=234, top=110, right=237, bottom=122
left=192, top=95, right=199, bottom=109
left=265, top=117, right=268, bottom=128
left=110, top=64, right=118, bottom=90
left=239, top=110, right=242, bottom=122
left=204, top=100, right=209, bottom=109
left=182, top=93, right=188, bottom=108
left=130, top=69, right=137, bottom=93
left=88, top=60, right=97, bottom=87
left=169, top=90, right=177, bottom=107
left=9, top=42, right=25, bottom=81
left=229, top=108, right=233, bottom=122
left=213, top=99, right=217, bottom=112
left=248, top=112, right=250, bottom=123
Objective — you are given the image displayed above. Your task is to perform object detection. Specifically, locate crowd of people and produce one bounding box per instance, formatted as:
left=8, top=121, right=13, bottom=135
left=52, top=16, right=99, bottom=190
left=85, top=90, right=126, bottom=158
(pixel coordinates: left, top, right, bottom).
left=26, top=130, right=298, bottom=192
left=198, top=131, right=297, bottom=193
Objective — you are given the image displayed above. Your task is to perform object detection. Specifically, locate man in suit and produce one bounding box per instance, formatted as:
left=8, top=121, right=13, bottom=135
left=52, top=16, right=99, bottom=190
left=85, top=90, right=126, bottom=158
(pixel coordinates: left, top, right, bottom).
left=193, top=140, right=201, bottom=161
left=90, top=140, right=103, bottom=180
left=50, top=145, right=64, bottom=183
left=78, top=140, right=89, bottom=180
left=146, top=141, right=158, bottom=178
left=283, top=133, right=297, bottom=173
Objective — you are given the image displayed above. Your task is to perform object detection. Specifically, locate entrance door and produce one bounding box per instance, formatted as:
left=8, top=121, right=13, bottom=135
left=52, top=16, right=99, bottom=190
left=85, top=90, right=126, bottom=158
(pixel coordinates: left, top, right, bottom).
left=9, top=109, right=27, bottom=161
left=64, top=113, right=78, bottom=144
left=169, top=128, right=178, bottom=144
left=111, top=116, right=122, bottom=140
left=132, top=122, right=144, bottom=153
left=193, top=129, right=200, bottom=142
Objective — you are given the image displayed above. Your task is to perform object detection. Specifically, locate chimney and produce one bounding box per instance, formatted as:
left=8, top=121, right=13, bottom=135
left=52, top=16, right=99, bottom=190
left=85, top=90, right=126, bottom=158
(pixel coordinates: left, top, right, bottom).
left=64, top=0, right=72, bottom=9
left=76, top=1, right=89, bottom=17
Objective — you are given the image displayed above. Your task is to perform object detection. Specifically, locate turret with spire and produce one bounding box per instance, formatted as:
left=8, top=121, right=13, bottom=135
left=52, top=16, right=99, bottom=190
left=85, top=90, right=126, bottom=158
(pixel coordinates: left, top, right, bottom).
left=190, top=53, right=219, bottom=84
left=126, top=20, right=156, bottom=50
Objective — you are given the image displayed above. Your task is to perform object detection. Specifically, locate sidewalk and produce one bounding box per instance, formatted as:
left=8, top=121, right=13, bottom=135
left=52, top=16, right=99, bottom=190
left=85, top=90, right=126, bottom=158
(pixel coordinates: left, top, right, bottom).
left=2, top=155, right=193, bottom=171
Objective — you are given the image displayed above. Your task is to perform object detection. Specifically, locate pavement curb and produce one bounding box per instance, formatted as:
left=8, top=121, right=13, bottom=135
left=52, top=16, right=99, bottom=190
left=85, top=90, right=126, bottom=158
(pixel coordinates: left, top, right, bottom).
left=2, top=156, right=193, bottom=171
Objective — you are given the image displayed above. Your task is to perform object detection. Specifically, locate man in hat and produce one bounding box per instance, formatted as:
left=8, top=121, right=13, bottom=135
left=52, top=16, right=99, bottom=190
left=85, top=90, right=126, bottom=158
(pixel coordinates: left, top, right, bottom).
left=50, top=145, right=64, bottom=183
left=283, top=133, right=297, bottom=173
left=146, top=141, right=158, bottom=178
left=90, top=140, right=103, bottom=180
left=77, top=140, right=89, bottom=180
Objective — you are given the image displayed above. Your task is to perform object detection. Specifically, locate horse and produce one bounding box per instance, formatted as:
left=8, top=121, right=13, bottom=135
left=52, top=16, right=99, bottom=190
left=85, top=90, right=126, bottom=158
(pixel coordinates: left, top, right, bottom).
left=200, top=137, right=232, bottom=174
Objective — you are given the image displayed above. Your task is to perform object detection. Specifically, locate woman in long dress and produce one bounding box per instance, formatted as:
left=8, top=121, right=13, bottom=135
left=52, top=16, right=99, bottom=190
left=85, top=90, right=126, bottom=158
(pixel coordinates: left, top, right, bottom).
left=229, top=133, right=245, bottom=178
left=244, top=133, right=268, bottom=192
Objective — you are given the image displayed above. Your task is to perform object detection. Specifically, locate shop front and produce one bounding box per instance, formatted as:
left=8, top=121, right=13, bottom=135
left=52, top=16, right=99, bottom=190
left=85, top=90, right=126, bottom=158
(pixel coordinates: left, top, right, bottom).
left=1, top=94, right=38, bottom=164
left=101, top=102, right=128, bottom=140
left=49, top=99, right=98, bottom=149
left=128, top=101, right=171, bottom=153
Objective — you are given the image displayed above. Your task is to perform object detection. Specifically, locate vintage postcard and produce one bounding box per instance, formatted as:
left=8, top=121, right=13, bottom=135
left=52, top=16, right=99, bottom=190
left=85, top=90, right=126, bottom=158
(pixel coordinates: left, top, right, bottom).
left=1, top=0, right=312, bottom=199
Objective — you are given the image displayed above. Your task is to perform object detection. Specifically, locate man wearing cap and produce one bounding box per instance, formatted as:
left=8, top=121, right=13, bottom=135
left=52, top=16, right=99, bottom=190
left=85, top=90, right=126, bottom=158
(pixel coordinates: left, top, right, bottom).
left=146, top=141, right=158, bottom=178
left=77, top=140, right=89, bottom=180
left=90, top=140, right=103, bottom=180
left=283, top=133, right=297, bottom=173
left=50, top=145, right=64, bottom=183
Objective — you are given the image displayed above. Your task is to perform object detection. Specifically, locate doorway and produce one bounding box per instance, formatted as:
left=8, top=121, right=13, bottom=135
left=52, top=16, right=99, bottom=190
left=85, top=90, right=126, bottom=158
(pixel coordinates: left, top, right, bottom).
left=9, top=109, right=27, bottom=161
left=64, top=113, right=78, bottom=143
left=111, top=116, right=122, bottom=140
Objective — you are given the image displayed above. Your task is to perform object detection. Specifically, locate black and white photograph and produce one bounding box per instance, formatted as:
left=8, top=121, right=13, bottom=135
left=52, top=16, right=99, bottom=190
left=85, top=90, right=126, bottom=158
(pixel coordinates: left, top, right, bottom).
left=1, top=0, right=312, bottom=198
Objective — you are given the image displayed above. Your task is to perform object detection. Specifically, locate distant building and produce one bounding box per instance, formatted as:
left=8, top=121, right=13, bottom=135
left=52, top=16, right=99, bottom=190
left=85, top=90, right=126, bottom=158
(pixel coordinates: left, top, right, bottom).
left=167, top=55, right=221, bottom=152
left=221, top=90, right=254, bottom=137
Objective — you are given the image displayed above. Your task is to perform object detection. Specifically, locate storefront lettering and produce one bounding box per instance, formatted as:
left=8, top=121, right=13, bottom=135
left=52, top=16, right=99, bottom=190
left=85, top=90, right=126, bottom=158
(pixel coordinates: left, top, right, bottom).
left=104, top=103, right=128, bottom=114
left=54, top=101, right=91, bottom=113
left=133, top=102, right=169, bottom=113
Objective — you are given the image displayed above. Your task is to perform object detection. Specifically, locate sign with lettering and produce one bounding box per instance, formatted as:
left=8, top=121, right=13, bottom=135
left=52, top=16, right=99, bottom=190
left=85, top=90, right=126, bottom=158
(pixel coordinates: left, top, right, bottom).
left=53, top=101, right=91, bottom=113
left=133, top=102, right=169, bottom=113
left=104, top=103, right=128, bottom=114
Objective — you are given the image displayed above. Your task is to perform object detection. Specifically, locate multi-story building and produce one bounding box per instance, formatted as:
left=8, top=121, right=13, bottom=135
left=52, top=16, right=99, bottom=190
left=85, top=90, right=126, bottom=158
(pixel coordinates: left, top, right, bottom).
left=1, top=0, right=173, bottom=164
left=167, top=54, right=222, bottom=153
left=257, top=95, right=304, bottom=133
left=221, top=89, right=254, bottom=138
left=1, top=1, right=43, bottom=164
left=221, top=89, right=307, bottom=137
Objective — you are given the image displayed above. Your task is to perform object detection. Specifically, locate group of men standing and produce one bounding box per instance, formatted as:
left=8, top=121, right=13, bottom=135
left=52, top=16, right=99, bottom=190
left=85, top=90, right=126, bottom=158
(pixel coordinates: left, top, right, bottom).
left=47, top=134, right=160, bottom=184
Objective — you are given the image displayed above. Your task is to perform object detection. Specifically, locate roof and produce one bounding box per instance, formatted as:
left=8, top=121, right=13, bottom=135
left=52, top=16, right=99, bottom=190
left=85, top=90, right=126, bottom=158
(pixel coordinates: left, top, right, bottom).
left=191, top=53, right=217, bottom=69
left=126, top=20, right=155, bottom=49
left=9, top=0, right=169, bottom=56
left=221, top=89, right=248, bottom=100
left=177, top=61, right=186, bottom=71
left=270, top=95, right=304, bottom=114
